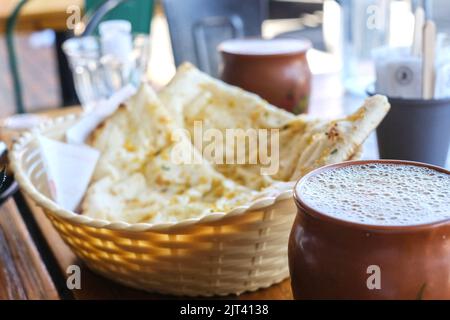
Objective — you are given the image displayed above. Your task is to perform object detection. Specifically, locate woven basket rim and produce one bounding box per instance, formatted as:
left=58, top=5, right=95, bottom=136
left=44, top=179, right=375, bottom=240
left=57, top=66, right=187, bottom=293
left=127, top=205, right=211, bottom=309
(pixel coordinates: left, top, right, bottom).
left=10, top=114, right=295, bottom=232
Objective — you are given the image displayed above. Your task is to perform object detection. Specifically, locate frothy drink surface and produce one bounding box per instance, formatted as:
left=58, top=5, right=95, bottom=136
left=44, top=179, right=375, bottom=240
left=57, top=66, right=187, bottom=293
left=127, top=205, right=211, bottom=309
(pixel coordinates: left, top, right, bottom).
left=298, top=163, right=450, bottom=226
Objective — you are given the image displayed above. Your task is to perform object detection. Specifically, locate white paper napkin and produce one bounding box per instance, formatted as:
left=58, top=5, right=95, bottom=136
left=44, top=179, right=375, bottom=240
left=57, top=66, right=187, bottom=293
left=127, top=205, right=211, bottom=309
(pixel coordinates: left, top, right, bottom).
left=38, top=135, right=100, bottom=212
left=373, top=46, right=423, bottom=99
left=435, top=62, right=450, bottom=99
left=435, top=35, right=450, bottom=99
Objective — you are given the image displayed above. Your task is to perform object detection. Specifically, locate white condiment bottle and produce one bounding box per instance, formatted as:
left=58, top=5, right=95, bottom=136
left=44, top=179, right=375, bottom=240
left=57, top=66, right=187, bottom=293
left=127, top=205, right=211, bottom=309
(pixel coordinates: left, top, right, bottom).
left=99, top=20, right=133, bottom=65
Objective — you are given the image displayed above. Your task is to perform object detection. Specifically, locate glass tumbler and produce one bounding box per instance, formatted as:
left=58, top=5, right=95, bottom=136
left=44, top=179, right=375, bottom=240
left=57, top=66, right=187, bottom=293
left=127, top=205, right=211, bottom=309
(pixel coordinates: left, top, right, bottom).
left=62, top=34, right=150, bottom=111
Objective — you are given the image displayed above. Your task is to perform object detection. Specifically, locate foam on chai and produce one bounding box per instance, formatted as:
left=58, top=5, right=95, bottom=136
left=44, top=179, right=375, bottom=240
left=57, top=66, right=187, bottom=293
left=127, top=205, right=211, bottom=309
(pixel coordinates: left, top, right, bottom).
left=296, top=162, right=450, bottom=226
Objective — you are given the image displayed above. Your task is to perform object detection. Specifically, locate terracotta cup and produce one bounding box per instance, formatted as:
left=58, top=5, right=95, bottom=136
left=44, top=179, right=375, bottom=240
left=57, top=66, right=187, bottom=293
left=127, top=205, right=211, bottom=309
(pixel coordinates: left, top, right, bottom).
left=219, top=38, right=311, bottom=114
left=289, top=160, right=450, bottom=300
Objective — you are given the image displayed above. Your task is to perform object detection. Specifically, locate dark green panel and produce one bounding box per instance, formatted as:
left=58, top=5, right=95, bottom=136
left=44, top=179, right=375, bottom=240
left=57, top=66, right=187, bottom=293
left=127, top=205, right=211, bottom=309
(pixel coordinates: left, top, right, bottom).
left=85, top=0, right=154, bottom=33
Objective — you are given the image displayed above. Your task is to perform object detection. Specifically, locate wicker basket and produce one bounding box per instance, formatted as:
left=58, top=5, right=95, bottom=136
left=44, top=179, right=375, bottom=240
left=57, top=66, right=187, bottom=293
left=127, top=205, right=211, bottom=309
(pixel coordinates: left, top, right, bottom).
left=11, top=114, right=297, bottom=297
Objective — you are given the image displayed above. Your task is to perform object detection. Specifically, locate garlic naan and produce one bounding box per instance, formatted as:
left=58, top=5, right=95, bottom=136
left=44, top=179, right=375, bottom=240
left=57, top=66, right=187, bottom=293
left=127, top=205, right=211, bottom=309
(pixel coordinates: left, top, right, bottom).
left=82, top=84, right=257, bottom=224
left=159, top=63, right=390, bottom=188
left=82, top=64, right=390, bottom=224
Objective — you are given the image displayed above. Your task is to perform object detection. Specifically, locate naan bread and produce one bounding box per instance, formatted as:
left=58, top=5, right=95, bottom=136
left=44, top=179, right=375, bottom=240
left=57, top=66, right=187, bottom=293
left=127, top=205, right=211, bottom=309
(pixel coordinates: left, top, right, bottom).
left=82, top=64, right=390, bottom=224
left=288, top=95, right=390, bottom=179
left=159, top=63, right=302, bottom=188
left=88, top=84, right=174, bottom=182
left=82, top=84, right=257, bottom=223
left=159, top=63, right=295, bottom=129
left=159, top=63, right=390, bottom=188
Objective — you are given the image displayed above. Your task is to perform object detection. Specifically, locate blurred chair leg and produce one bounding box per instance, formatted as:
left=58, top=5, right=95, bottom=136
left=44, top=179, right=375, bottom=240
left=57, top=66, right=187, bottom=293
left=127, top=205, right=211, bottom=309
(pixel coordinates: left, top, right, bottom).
left=55, top=31, right=80, bottom=107
left=5, top=0, right=29, bottom=114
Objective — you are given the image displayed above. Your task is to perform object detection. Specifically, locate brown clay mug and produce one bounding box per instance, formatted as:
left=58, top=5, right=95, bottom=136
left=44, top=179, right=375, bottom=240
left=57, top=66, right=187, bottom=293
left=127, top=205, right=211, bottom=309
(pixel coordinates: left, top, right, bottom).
left=289, top=160, right=450, bottom=300
left=219, top=38, right=311, bottom=114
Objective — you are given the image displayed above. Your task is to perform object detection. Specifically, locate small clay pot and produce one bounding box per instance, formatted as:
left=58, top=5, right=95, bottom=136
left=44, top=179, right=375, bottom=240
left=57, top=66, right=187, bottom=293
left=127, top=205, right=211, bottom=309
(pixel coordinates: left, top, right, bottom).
left=219, top=38, right=311, bottom=114
left=290, top=159, right=450, bottom=300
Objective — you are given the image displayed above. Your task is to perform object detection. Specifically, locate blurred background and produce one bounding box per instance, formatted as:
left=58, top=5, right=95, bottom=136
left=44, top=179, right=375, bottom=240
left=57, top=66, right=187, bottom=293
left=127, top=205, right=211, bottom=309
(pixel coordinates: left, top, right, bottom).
left=1, top=0, right=449, bottom=117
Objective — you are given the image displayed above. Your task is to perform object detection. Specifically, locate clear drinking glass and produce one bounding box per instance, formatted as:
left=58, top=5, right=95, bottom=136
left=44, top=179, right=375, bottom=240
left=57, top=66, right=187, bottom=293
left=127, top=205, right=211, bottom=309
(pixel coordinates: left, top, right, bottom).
left=62, top=34, right=150, bottom=111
